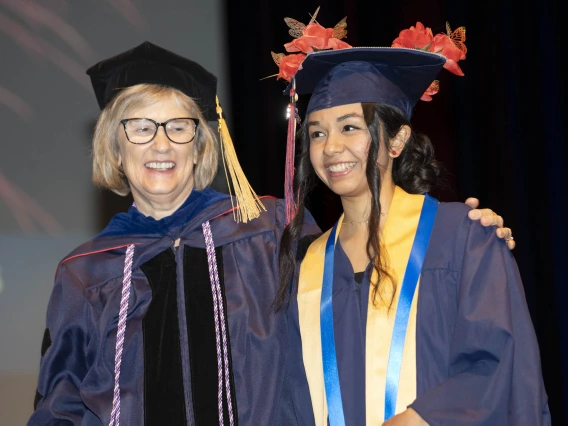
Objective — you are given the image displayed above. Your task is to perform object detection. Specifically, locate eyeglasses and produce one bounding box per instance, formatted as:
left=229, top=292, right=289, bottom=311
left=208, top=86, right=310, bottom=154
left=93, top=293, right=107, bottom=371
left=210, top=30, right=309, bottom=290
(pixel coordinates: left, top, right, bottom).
left=120, top=117, right=200, bottom=144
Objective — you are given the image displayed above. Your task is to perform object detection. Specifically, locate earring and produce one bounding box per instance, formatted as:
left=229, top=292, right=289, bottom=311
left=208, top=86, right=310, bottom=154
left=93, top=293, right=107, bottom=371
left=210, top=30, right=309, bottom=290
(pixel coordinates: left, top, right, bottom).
left=390, top=150, right=397, bottom=157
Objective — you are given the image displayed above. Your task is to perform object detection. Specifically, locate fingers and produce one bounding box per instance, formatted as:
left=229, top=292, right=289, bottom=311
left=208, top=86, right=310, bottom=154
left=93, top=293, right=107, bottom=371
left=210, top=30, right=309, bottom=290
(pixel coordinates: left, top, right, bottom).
left=468, top=208, right=502, bottom=227
left=467, top=208, right=482, bottom=220
left=464, top=197, right=479, bottom=208
left=497, top=227, right=515, bottom=251
left=468, top=203, right=516, bottom=251
left=482, top=213, right=503, bottom=228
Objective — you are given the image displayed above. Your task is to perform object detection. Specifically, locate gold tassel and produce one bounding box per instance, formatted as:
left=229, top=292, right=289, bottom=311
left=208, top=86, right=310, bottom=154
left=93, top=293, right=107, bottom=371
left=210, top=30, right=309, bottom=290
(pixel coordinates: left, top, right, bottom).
left=216, top=96, right=266, bottom=222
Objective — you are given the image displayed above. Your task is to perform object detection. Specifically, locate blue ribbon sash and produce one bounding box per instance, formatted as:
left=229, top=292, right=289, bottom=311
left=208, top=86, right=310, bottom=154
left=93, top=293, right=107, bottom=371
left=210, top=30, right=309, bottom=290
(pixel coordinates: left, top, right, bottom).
left=320, top=194, right=438, bottom=424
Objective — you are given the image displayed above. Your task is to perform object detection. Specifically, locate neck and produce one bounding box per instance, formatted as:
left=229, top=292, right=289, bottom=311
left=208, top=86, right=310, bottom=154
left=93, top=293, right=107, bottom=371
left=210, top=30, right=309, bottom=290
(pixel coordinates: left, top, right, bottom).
left=132, top=185, right=194, bottom=220
left=340, top=175, right=396, bottom=226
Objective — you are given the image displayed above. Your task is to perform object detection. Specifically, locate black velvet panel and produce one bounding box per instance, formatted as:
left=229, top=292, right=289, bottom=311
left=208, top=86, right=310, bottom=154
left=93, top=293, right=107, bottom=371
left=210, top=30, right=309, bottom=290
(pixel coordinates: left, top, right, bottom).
left=34, top=328, right=53, bottom=408
left=140, top=248, right=186, bottom=426
left=34, top=389, right=42, bottom=410
left=184, top=245, right=238, bottom=426
left=40, top=328, right=52, bottom=356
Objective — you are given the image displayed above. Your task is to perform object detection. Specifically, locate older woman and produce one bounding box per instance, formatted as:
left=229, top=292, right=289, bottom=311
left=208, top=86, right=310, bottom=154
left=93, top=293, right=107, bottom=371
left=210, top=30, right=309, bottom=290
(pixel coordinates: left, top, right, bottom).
left=276, top=23, right=550, bottom=426
left=29, top=41, right=321, bottom=426
left=30, top=41, right=513, bottom=426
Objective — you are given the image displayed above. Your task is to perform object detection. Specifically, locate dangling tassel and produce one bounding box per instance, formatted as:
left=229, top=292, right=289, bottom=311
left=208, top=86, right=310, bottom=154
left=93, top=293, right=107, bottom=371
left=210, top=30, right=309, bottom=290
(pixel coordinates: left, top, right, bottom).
left=216, top=96, right=265, bottom=223
left=284, top=80, right=299, bottom=225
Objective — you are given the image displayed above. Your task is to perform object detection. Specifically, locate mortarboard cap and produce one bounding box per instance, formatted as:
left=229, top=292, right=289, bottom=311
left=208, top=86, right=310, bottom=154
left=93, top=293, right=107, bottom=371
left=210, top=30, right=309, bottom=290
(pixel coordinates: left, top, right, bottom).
left=86, top=41, right=218, bottom=121
left=286, top=48, right=446, bottom=118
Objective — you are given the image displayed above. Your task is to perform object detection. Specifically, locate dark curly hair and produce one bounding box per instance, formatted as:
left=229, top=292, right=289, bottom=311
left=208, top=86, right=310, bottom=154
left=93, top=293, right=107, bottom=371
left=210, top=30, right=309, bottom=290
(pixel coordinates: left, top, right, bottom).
left=276, top=102, right=445, bottom=308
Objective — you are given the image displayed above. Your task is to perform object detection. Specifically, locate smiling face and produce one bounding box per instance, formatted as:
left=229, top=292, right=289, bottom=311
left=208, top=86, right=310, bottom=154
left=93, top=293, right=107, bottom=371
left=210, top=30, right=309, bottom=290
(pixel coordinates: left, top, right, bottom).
left=117, top=95, right=198, bottom=213
left=308, top=103, right=390, bottom=199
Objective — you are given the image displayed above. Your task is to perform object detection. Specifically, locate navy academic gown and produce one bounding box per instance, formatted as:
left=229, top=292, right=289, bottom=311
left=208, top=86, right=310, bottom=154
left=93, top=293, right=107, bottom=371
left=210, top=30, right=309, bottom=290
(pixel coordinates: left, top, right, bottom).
left=30, top=187, right=320, bottom=426
left=288, top=202, right=551, bottom=425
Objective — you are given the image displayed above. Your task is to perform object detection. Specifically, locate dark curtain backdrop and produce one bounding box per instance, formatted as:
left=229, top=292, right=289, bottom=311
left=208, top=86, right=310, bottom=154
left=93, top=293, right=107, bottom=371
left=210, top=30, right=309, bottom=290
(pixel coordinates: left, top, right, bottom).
left=225, top=0, right=566, bottom=423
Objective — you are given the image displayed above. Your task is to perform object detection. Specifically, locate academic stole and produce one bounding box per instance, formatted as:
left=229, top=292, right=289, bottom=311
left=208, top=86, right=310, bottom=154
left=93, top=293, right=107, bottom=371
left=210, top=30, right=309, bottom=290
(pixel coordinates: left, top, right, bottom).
left=297, top=187, right=438, bottom=425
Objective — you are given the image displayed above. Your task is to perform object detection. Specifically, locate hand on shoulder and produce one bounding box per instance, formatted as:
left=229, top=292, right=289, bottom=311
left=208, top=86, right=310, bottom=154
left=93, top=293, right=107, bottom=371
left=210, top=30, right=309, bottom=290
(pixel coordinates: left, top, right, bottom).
left=464, top=197, right=515, bottom=251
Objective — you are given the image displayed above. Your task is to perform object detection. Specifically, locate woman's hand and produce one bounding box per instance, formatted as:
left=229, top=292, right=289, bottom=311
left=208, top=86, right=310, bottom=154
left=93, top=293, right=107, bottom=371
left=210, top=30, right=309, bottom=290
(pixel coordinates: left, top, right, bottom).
left=382, top=408, right=429, bottom=426
left=465, top=198, right=516, bottom=250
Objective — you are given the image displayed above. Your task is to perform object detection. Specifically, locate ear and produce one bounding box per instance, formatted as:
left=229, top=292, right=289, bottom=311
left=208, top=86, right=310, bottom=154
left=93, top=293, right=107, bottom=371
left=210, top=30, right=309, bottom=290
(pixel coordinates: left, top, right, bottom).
left=389, top=125, right=411, bottom=158
left=117, top=153, right=122, bottom=167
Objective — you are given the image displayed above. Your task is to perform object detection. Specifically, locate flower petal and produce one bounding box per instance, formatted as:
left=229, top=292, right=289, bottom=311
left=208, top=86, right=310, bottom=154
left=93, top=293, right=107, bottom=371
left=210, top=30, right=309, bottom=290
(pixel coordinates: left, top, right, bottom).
left=431, top=34, right=465, bottom=61
left=327, top=38, right=352, bottom=50
left=392, top=22, right=433, bottom=49
left=304, top=23, right=334, bottom=43
left=277, top=53, right=307, bottom=81
left=420, top=80, right=440, bottom=101
left=442, top=58, right=464, bottom=76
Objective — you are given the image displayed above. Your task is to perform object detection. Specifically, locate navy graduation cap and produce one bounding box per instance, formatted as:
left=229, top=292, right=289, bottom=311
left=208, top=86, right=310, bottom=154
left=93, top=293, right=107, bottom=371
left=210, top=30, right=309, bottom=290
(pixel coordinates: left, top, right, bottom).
left=270, top=11, right=466, bottom=222
left=287, top=48, right=447, bottom=119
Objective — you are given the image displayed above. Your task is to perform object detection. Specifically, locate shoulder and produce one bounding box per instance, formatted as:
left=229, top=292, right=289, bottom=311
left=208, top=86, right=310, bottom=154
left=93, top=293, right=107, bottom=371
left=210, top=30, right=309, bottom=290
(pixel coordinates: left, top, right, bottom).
left=425, top=201, right=509, bottom=271
left=208, top=196, right=280, bottom=232
left=202, top=196, right=282, bottom=247
left=425, top=201, right=488, bottom=271
left=207, top=197, right=320, bottom=246
left=435, top=201, right=471, bottom=225
left=437, top=201, right=503, bottom=247
left=302, top=227, right=333, bottom=259
left=432, top=202, right=474, bottom=245
left=56, top=236, right=151, bottom=291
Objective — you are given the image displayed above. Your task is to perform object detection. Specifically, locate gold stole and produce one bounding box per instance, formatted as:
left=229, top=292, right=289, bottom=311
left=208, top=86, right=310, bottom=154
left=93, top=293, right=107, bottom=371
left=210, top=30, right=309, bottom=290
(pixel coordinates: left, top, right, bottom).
left=297, top=186, right=424, bottom=425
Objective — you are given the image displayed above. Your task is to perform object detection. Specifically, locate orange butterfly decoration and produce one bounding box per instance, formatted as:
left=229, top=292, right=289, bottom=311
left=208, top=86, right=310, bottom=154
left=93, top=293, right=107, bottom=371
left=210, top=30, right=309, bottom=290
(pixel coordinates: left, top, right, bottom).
left=284, top=6, right=320, bottom=38
left=332, top=17, right=348, bottom=40
left=283, top=6, right=348, bottom=41
left=284, top=17, right=307, bottom=39
left=446, top=21, right=467, bottom=55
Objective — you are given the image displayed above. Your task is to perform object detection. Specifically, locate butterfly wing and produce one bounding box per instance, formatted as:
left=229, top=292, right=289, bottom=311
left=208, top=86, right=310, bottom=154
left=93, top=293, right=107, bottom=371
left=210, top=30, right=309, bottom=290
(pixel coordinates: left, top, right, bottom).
left=308, top=6, right=321, bottom=24
left=284, top=17, right=306, bottom=38
left=446, top=22, right=467, bottom=54
left=271, top=52, right=285, bottom=66
left=452, top=26, right=467, bottom=54
left=333, top=17, right=348, bottom=39
left=445, top=21, right=453, bottom=37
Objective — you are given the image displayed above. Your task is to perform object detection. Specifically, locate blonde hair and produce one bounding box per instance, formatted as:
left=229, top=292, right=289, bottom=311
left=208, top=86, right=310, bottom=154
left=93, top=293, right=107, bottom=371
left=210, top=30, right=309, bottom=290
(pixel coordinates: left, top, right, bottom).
left=92, top=84, right=219, bottom=196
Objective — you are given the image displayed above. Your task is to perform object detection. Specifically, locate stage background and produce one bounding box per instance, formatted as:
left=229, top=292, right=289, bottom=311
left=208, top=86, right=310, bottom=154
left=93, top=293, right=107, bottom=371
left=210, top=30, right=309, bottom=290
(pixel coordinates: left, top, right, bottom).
left=225, top=0, right=566, bottom=424
left=0, top=0, right=565, bottom=425
left=0, top=0, right=229, bottom=424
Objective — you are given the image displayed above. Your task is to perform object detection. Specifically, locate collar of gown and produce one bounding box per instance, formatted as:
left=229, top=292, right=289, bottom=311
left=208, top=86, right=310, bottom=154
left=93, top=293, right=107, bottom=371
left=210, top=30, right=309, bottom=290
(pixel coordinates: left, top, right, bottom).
left=96, top=187, right=230, bottom=238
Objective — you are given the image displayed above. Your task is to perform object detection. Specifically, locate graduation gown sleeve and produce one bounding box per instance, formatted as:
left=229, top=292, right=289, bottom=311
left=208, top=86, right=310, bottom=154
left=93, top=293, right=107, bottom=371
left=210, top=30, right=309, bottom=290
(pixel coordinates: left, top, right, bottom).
left=410, top=214, right=551, bottom=426
left=32, top=262, right=91, bottom=425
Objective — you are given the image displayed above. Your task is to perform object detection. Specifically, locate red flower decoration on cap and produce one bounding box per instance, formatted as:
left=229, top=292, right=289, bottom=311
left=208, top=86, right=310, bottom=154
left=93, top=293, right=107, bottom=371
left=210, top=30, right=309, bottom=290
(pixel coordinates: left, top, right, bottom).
left=275, top=53, right=307, bottom=81
left=284, top=23, right=351, bottom=54
left=421, top=80, right=440, bottom=101
left=270, top=7, right=351, bottom=82
left=392, top=22, right=434, bottom=51
left=392, top=21, right=467, bottom=98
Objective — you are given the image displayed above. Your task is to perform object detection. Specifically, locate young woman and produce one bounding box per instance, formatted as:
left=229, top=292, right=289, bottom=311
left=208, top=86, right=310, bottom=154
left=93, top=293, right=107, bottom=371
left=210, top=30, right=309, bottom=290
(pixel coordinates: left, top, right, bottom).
left=278, top=46, right=550, bottom=425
